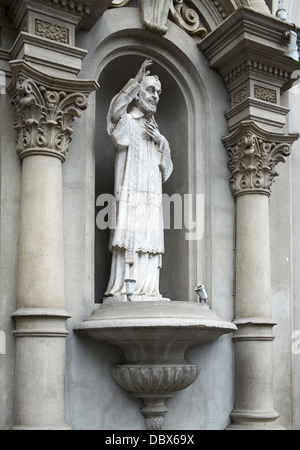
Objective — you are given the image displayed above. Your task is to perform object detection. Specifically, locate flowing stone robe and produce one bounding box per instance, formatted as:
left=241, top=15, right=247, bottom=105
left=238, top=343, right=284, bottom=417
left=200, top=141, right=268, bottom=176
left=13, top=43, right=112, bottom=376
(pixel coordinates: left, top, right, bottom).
left=105, top=78, right=173, bottom=298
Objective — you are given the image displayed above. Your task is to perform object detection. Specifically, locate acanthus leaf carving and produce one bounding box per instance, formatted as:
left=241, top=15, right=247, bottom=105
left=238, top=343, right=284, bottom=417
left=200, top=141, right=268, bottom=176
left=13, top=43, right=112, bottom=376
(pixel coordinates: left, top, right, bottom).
left=11, top=75, right=89, bottom=162
left=223, top=121, right=298, bottom=197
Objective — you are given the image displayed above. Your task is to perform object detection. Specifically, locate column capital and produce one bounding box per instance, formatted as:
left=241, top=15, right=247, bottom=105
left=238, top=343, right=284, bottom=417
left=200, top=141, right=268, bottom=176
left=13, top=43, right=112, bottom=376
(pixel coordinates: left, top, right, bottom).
left=7, top=59, right=98, bottom=162
left=223, top=121, right=299, bottom=197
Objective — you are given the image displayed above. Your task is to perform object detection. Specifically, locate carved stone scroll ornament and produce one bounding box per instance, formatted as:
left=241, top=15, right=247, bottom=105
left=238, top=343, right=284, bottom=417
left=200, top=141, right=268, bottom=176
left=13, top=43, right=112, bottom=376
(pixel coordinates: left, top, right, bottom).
left=223, top=121, right=299, bottom=197
left=110, top=0, right=208, bottom=37
left=11, top=75, right=90, bottom=162
left=169, top=0, right=208, bottom=37
left=141, top=0, right=173, bottom=35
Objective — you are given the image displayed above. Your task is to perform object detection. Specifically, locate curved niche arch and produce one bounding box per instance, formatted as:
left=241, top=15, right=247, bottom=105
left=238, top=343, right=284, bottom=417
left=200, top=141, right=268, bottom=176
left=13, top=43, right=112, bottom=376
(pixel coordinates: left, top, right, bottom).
left=93, top=42, right=208, bottom=304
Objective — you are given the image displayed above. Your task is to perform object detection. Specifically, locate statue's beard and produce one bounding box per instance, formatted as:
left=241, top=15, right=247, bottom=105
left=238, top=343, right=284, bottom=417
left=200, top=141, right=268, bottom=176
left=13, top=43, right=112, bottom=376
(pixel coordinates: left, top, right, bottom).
left=137, top=97, right=157, bottom=115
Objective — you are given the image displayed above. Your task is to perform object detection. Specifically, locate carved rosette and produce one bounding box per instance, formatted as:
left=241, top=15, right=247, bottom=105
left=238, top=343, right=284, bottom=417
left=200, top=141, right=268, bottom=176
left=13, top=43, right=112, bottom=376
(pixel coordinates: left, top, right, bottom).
left=223, top=121, right=299, bottom=197
left=112, top=364, right=200, bottom=430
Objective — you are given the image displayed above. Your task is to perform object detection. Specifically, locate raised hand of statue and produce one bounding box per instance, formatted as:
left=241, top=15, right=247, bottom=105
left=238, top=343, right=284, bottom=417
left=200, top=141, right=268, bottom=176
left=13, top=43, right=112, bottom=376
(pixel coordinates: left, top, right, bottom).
left=135, top=59, right=153, bottom=84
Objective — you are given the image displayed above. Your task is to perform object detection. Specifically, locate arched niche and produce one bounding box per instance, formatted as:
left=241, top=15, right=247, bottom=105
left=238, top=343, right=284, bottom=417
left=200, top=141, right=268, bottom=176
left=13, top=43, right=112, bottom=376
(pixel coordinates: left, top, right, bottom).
left=91, top=30, right=209, bottom=304
left=95, top=54, right=189, bottom=302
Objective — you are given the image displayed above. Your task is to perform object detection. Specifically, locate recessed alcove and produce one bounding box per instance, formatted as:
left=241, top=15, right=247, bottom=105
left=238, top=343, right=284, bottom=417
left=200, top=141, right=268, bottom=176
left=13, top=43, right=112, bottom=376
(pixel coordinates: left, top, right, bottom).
left=71, top=11, right=236, bottom=430
left=95, top=54, right=191, bottom=303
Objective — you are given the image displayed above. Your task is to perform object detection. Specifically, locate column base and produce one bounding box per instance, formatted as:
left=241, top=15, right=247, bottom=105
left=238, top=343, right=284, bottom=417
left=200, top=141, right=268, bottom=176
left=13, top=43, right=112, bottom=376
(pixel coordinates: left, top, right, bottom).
left=226, top=410, right=285, bottom=430
left=12, top=308, right=71, bottom=431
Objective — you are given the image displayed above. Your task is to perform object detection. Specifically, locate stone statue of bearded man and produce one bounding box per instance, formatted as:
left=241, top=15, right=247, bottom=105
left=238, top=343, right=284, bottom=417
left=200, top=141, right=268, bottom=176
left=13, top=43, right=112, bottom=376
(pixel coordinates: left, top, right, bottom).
left=104, top=59, right=173, bottom=302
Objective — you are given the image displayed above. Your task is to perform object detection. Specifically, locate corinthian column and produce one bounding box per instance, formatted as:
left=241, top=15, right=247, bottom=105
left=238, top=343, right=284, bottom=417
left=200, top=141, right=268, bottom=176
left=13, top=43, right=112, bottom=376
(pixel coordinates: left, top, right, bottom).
left=8, top=60, right=98, bottom=430
left=223, top=121, right=298, bottom=429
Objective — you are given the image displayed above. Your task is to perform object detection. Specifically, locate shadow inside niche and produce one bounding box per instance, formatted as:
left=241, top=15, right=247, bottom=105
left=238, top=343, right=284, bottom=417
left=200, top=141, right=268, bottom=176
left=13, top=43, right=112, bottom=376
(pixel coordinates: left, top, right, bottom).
left=95, top=55, right=189, bottom=303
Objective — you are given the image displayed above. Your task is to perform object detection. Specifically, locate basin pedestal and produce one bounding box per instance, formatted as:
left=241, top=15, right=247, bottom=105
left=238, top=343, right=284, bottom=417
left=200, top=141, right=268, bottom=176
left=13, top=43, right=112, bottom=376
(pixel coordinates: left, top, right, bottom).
left=74, top=301, right=236, bottom=430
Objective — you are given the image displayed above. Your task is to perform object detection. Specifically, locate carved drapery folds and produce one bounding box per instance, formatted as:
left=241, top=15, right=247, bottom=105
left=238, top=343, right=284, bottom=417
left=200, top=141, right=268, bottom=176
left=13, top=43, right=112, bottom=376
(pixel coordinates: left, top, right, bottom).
left=223, top=121, right=299, bottom=197
left=8, top=60, right=98, bottom=162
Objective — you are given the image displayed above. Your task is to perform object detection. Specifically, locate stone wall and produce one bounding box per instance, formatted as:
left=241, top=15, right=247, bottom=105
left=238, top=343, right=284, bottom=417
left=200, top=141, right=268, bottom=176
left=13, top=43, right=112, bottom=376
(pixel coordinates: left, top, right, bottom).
left=1, top=0, right=300, bottom=430
left=66, top=7, right=235, bottom=429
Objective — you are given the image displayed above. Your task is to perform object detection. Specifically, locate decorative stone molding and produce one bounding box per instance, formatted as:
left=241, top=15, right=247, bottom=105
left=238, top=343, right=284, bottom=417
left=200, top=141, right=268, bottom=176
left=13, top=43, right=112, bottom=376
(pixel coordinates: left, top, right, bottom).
left=139, top=0, right=208, bottom=37
left=8, top=0, right=113, bottom=33
left=234, top=87, right=248, bottom=104
left=11, top=0, right=94, bottom=18
left=141, top=0, right=172, bottom=35
left=232, top=318, right=277, bottom=342
left=35, top=19, right=69, bottom=44
left=12, top=77, right=88, bottom=162
left=223, top=60, right=292, bottom=92
left=109, top=0, right=232, bottom=36
left=200, top=8, right=300, bottom=132
left=9, top=0, right=93, bottom=76
left=254, top=85, right=277, bottom=103
left=200, top=8, right=300, bottom=91
left=8, top=59, right=98, bottom=162
left=223, top=121, right=299, bottom=197
left=75, top=301, right=236, bottom=430
left=169, top=0, right=207, bottom=37
left=210, top=0, right=230, bottom=21
left=113, top=364, right=200, bottom=430
left=7, top=0, right=266, bottom=37
left=11, top=32, right=88, bottom=78
left=12, top=308, right=71, bottom=339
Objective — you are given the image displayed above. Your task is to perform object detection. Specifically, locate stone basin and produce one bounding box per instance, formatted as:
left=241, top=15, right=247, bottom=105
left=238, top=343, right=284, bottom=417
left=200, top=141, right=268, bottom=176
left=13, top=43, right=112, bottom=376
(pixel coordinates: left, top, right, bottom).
left=74, top=301, right=236, bottom=430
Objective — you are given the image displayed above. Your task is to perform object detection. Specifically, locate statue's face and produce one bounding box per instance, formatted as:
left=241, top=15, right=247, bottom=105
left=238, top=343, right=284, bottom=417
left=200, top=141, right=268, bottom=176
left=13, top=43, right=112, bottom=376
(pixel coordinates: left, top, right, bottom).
left=136, top=76, right=162, bottom=115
